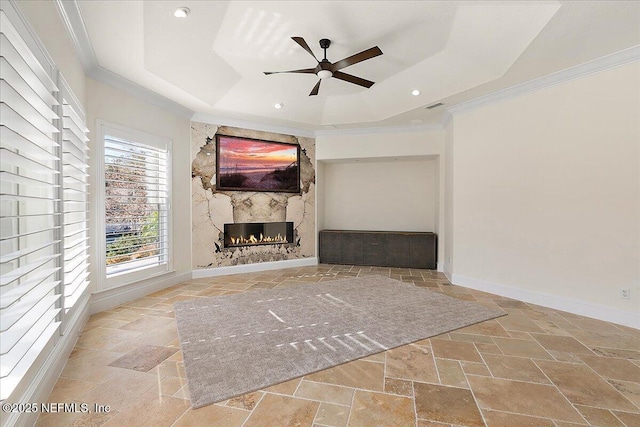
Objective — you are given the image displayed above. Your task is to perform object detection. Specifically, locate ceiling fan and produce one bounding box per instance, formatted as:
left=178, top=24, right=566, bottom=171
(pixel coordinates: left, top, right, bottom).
left=264, top=37, right=383, bottom=96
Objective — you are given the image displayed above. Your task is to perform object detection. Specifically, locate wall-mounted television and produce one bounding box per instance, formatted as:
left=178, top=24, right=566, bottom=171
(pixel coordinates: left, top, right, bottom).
left=215, top=135, right=300, bottom=193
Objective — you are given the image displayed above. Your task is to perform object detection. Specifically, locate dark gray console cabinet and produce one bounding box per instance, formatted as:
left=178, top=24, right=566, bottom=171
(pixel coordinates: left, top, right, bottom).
left=319, top=230, right=437, bottom=269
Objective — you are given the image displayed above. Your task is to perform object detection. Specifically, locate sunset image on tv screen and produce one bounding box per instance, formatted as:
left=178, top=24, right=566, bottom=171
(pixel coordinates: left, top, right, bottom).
left=217, top=136, right=299, bottom=192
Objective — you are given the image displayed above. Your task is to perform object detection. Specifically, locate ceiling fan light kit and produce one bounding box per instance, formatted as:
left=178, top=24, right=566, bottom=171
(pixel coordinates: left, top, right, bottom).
left=264, top=37, right=383, bottom=96
left=317, top=70, right=333, bottom=79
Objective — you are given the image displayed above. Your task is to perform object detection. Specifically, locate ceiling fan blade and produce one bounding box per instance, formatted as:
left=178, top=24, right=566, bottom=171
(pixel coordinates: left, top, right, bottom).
left=263, top=68, right=316, bottom=75
left=332, top=71, right=375, bottom=88
left=292, top=37, right=319, bottom=62
left=309, top=80, right=321, bottom=96
left=331, top=46, right=383, bottom=72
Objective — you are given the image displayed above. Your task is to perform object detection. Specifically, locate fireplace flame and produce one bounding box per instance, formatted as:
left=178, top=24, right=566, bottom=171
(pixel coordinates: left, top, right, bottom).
left=229, top=233, right=288, bottom=246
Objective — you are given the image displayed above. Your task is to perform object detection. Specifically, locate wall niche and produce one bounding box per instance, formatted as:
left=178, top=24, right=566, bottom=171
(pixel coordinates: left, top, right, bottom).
left=191, top=123, right=316, bottom=269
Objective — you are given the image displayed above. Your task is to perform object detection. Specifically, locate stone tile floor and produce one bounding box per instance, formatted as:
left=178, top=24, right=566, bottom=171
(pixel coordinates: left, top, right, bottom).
left=36, top=265, right=640, bottom=426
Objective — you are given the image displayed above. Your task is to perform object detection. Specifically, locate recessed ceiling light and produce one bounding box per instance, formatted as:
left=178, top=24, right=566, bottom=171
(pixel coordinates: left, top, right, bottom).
left=274, top=102, right=284, bottom=109
left=411, top=89, right=421, bottom=96
left=174, top=7, right=190, bottom=18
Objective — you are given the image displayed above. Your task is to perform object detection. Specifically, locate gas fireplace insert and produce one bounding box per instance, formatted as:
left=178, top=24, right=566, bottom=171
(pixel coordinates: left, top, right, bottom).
left=224, top=222, right=294, bottom=248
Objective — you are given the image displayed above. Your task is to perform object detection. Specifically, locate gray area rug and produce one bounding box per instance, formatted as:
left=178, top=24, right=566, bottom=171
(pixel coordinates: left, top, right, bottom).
left=174, top=276, right=504, bottom=408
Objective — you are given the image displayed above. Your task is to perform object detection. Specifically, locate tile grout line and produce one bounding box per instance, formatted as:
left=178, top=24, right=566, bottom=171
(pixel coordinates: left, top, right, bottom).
left=310, top=398, right=323, bottom=426
left=430, top=343, right=442, bottom=386
left=168, top=403, right=191, bottom=427
left=44, top=265, right=640, bottom=426
left=382, top=349, right=388, bottom=393
left=239, top=390, right=267, bottom=427
left=611, top=410, right=631, bottom=426
left=292, top=377, right=305, bottom=396
left=580, top=363, right=640, bottom=413
left=410, top=380, right=419, bottom=427
left=468, top=341, right=491, bottom=426
left=530, top=359, right=590, bottom=425
left=343, top=382, right=358, bottom=427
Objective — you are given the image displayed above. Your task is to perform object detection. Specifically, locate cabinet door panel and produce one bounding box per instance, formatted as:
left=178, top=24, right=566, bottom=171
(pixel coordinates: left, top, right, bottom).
left=409, top=234, right=437, bottom=269
left=385, top=234, right=410, bottom=268
left=362, top=234, right=385, bottom=265
left=341, top=233, right=363, bottom=265
left=319, top=232, right=342, bottom=264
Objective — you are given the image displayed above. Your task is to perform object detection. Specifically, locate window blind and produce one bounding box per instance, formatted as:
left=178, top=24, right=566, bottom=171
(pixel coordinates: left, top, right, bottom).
left=0, top=9, right=62, bottom=400
left=104, top=136, right=169, bottom=277
left=59, top=78, right=90, bottom=315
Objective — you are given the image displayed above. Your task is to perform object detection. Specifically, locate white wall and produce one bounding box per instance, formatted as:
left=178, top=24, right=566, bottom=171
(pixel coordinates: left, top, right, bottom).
left=86, top=78, right=192, bottom=310
left=316, top=127, right=445, bottom=266
left=323, top=158, right=437, bottom=232
left=317, top=126, right=443, bottom=160
left=444, top=120, right=454, bottom=277
left=450, top=61, right=640, bottom=326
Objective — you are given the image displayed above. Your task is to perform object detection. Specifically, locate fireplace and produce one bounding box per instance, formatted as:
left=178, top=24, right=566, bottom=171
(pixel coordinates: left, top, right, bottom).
left=224, top=222, right=294, bottom=248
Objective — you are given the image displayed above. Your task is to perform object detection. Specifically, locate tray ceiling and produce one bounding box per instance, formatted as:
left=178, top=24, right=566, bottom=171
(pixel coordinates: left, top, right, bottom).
left=75, top=1, right=640, bottom=130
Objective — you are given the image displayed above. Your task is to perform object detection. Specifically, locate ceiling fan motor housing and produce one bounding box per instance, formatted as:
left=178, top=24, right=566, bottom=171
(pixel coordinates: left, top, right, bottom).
left=263, top=36, right=382, bottom=96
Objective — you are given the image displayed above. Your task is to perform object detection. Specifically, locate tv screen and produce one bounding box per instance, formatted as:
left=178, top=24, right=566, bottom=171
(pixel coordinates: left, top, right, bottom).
left=215, top=135, right=301, bottom=193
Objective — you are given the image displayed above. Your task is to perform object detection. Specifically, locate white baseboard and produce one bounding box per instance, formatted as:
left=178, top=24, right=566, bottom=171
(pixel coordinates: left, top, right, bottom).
left=192, top=257, right=318, bottom=279
left=90, top=271, right=192, bottom=314
left=444, top=266, right=453, bottom=282
left=5, top=293, right=91, bottom=427
left=437, top=262, right=444, bottom=272
left=451, top=274, right=639, bottom=329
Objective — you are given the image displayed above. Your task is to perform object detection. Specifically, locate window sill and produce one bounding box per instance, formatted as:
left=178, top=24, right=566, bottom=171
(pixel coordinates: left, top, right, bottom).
left=95, top=268, right=176, bottom=294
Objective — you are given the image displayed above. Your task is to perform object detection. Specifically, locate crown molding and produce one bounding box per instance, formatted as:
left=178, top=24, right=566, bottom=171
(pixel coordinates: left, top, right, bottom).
left=191, top=112, right=316, bottom=138
left=447, top=45, right=640, bottom=115
left=55, top=0, right=194, bottom=119
left=87, top=66, right=194, bottom=119
left=441, top=111, right=453, bottom=128
left=53, top=0, right=639, bottom=134
left=54, top=0, right=96, bottom=72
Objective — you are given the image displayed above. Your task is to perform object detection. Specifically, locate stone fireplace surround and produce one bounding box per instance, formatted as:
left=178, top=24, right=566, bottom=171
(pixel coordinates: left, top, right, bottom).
left=191, top=123, right=315, bottom=270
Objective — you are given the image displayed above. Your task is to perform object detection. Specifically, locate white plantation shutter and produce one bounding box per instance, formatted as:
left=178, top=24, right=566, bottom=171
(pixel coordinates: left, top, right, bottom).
left=59, top=78, right=90, bottom=315
left=101, top=128, right=170, bottom=284
left=0, top=9, right=62, bottom=400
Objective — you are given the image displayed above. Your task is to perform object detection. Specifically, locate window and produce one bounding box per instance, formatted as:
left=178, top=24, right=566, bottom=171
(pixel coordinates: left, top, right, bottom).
left=59, top=78, right=90, bottom=317
left=1, top=4, right=90, bottom=401
left=1, top=8, right=61, bottom=400
left=97, top=122, right=171, bottom=290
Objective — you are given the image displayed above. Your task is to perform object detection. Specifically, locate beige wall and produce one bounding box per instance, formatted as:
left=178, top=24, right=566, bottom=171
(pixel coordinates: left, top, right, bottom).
left=17, top=0, right=86, bottom=105
left=444, top=120, right=454, bottom=277
left=16, top=0, right=192, bottom=305
left=323, top=158, right=437, bottom=232
left=317, top=128, right=446, bottom=266
left=317, top=127, right=444, bottom=161
left=86, top=79, right=192, bottom=287
left=450, top=62, right=640, bottom=322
